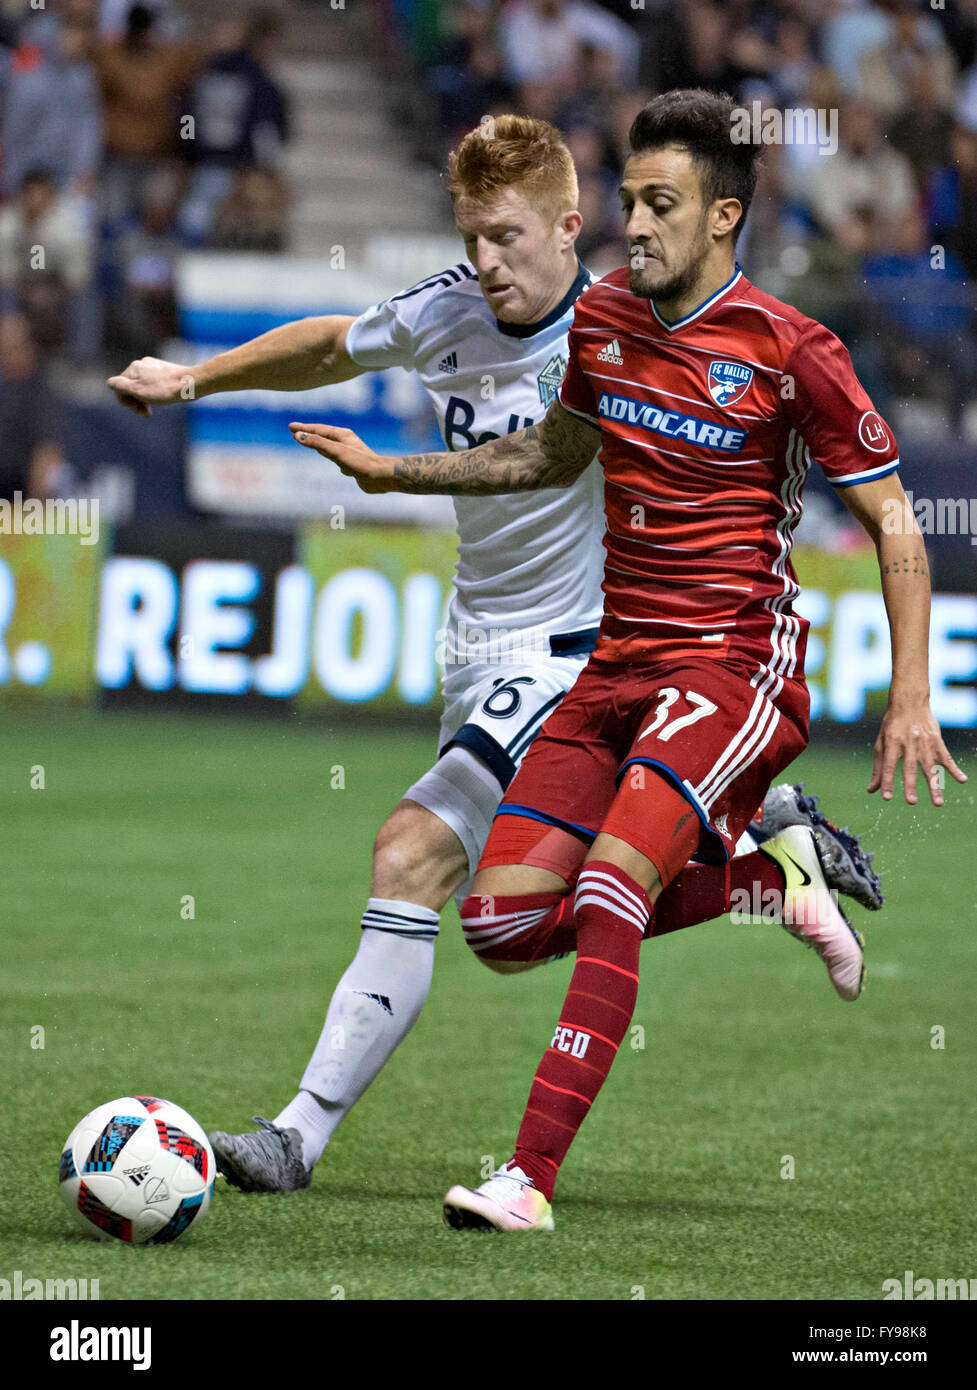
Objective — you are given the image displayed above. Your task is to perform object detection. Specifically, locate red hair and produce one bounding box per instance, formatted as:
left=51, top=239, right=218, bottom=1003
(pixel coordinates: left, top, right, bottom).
left=447, top=115, right=579, bottom=223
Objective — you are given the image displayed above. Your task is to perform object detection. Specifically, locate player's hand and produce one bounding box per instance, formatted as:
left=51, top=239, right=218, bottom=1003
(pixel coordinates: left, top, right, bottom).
left=106, top=358, right=196, bottom=417
left=868, top=703, right=966, bottom=806
left=289, top=422, right=398, bottom=493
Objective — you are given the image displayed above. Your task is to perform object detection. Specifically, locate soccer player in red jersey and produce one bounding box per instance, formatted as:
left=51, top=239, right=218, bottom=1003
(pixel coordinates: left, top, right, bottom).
left=292, top=90, right=966, bottom=1231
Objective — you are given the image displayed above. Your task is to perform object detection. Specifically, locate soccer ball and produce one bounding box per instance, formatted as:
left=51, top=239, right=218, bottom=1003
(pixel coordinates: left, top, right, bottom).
left=59, top=1096, right=215, bottom=1245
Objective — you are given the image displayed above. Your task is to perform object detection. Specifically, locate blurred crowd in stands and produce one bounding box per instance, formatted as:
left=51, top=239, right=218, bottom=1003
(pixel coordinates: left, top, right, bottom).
left=2, top=0, right=977, bottom=504
left=404, top=0, right=977, bottom=432
left=0, top=0, right=291, bottom=498
left=0, top=0, right=290, bottom=364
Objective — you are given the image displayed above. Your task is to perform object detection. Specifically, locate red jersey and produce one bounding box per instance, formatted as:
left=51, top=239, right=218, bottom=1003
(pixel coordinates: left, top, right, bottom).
left=558, top=266, right=899, bottom=692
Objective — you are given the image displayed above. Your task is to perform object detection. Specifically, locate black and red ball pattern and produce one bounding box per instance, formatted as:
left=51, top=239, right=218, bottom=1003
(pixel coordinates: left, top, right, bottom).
left=77, top=1181, right=134, bottom=1242
left=154, top=1120, right=209, bottom=1180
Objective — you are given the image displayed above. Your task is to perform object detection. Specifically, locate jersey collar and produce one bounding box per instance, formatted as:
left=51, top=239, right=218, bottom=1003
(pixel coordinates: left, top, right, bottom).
left=495, top=261, right=591, bottom=338
left=650, top=264, right=743, bottom=333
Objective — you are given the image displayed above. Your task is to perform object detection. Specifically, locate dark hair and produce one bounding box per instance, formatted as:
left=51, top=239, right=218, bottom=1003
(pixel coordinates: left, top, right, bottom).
left=628, top=89, right=760, bottom=243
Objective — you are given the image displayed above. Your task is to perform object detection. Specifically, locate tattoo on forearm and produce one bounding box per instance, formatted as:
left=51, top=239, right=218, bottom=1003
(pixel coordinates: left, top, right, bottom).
left=392, top=404, right=598, bottom=495
left=882, top=554, right=927, bottom=577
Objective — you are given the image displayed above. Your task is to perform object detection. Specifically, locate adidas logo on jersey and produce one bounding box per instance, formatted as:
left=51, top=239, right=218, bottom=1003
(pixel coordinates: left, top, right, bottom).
left=597, top=338, right=624, bottom=365
left=438, top=351, right=458, bottom=374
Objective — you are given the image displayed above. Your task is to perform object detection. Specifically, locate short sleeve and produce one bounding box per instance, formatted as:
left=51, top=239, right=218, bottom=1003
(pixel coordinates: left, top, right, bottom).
left=344, top=296, right=415, bottom=371
left=784, top=323, right=899, bottom=487
left=557, top=319, right=599, bottom=425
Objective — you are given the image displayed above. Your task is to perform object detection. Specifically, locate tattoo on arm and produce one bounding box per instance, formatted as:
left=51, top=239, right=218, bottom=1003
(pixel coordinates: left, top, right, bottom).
left=882, top=554, right=927, bottom=577
left=392, top=403, right=600, bottom=495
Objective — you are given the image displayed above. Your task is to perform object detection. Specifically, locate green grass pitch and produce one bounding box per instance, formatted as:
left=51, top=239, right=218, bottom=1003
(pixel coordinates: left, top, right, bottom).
left=2, top=709, right=974, bottom=1300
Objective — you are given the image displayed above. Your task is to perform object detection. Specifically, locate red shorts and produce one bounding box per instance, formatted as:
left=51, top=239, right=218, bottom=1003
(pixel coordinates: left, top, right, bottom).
left=486, top=654, right=810, bottom=870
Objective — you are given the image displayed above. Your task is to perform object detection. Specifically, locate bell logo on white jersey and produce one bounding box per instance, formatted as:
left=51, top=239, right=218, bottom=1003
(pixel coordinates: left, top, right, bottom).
left=597, top=338, right=624, bottom=365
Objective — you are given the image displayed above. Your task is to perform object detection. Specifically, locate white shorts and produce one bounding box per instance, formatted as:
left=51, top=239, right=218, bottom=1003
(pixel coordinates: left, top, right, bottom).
left=436, top=653, right=593, bottom=790
left=404, top=631, right=598, bottom=887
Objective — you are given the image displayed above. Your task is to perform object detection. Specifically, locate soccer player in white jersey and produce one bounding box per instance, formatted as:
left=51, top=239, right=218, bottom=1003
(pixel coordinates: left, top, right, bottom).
left=108, top=116, right=882, bottom=1194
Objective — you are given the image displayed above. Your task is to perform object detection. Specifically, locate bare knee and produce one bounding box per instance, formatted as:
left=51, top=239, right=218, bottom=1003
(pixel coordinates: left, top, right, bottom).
left=470, top=863, right=570, bottom=897
left=371, top=800, right=468, bottom=910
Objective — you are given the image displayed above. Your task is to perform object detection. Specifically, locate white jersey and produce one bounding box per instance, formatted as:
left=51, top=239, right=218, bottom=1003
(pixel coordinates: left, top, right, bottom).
left=345, top=262, right=606, bottom=666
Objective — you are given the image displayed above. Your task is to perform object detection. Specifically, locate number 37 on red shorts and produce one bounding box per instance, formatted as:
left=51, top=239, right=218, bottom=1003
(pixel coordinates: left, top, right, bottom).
left=488, top=654, right=811, bottom=872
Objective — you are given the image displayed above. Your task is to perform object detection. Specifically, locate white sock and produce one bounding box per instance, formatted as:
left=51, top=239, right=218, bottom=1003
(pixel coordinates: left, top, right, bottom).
left=275, top=900, right=439, bottom=1168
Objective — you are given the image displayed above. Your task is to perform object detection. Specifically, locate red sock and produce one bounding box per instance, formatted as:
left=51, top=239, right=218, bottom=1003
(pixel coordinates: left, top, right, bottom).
left=651, top=850, right=785, bottom=938
left=511, top=862, right=650, bottom=1200
left=459, top=890, right=576, bottom=963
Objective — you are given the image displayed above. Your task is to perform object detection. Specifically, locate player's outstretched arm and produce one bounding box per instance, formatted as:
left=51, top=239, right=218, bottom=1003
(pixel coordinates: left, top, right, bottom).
left=288, top=399, right=600, bottom=495
left=106, top=315, right=364, bottom=417
left=838, top=472, right=966, bottom=806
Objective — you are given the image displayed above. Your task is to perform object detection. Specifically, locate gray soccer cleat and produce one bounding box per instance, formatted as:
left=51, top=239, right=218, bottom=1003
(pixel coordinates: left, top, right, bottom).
left=750, top=782, right=884, bottom=912
left=208, top=1116, right=310, bottom=1193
